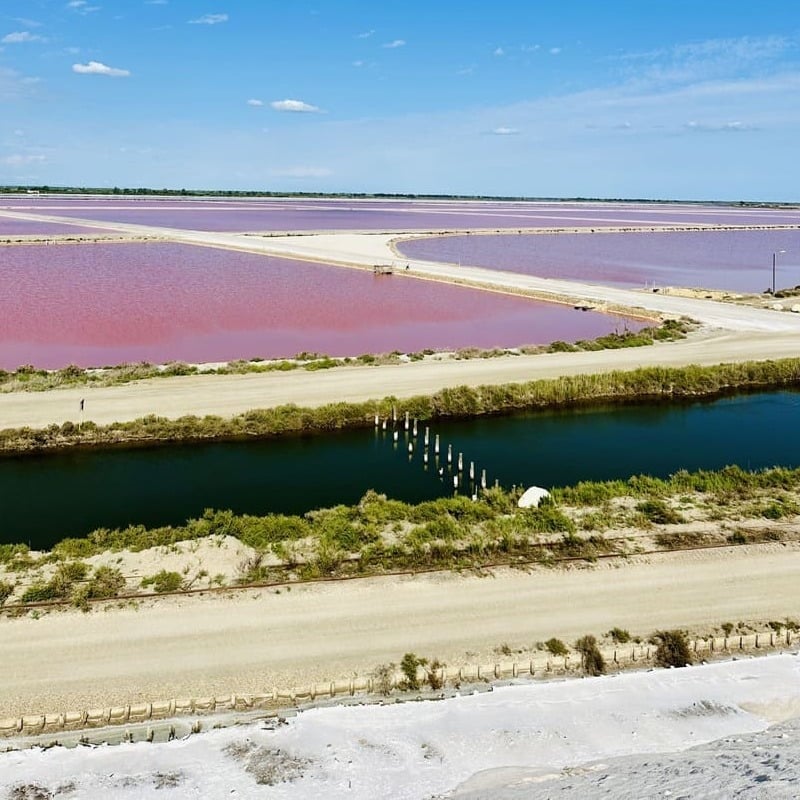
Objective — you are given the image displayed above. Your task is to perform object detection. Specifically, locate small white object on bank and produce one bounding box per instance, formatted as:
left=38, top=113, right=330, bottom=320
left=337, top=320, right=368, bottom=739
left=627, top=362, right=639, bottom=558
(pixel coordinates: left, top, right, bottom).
left=518, top=486, right=551, bottom=508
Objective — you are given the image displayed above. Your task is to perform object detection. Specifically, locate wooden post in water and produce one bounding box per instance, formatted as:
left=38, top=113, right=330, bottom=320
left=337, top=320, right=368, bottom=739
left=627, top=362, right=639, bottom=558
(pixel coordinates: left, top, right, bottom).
left=434, top=434, right=440, bottom=455
left=382, top=419, right=387, bottom=431
left=393, top=430, right=399, bottom=443
left=469, top=461, right=475, bottom=481
left=374, top=413, right=379, bottom=427
left=392, top=405, right=397, bottom=423
left=481, top=469, right=487, bottom=489
left=447, top=444, right=453, bottom=465
left=423, top=450, right=429, bottom=465
left=408, top=442, right=414, bottom=454
left=412, top=419, right=418, bottom=437
left=453, top=475, right=459, bottom=489
left=404, top=411, right=409, bottom=431
left=424, top=426, right=430, bottom=447
left=457, top=452, right=463, bottom=472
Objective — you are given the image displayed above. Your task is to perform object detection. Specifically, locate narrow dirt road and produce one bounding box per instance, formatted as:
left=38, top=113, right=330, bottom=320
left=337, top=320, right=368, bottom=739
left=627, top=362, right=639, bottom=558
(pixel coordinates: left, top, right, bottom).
left=2, top=544, right=798, bottom=718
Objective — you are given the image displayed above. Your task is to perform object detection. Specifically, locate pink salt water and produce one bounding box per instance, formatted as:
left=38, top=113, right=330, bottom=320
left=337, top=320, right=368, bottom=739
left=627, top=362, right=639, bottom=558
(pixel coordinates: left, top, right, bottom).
left=0, top=242, right=640, bottom=370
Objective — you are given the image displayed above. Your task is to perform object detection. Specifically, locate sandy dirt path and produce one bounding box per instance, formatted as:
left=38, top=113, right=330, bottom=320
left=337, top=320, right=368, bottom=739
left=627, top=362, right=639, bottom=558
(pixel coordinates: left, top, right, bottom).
left=2, top=545, right=798, bottom=718
left=2, top=330, right=800, bottom=428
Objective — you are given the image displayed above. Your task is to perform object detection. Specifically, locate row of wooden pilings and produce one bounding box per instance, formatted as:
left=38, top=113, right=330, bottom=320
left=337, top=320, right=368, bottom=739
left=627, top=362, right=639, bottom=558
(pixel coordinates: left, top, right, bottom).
left=2, top=630, right=794, bottom=741
left=375, top=407, right=495, bottom=498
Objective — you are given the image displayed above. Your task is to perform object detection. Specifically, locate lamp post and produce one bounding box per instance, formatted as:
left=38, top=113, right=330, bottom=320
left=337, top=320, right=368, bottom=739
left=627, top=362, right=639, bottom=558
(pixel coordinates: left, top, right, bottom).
left=772, top=250, right=786, bottom=295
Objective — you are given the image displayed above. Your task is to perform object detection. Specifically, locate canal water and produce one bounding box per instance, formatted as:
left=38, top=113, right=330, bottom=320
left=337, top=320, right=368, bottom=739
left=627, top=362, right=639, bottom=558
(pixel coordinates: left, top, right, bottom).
left=2, top=390, right=800, bottom=549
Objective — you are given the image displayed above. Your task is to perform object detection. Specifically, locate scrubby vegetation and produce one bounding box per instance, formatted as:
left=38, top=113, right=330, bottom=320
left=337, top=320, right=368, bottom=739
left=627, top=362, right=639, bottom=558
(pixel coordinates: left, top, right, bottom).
left=3, top=357, right=800, bottom=455
left=0, top=320, right=690, bottom=395
left=653, top=630, right=694, bottom=668
left=3, top=455, right=800, bottom=609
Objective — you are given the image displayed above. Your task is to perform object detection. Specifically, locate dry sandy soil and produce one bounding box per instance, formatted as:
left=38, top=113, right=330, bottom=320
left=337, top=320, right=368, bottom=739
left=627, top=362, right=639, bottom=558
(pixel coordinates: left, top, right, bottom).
left=2, top=543, right=799, bottom=718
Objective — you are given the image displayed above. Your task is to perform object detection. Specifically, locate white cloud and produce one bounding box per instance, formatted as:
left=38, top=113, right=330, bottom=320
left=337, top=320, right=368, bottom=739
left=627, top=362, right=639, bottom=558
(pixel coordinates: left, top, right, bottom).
left=246, top=98, right=263, bottom=106
left=65, top=46, right=80, bottom=54
left=271, top=166, right=331, bottom=178
left=357, top=30, right=374, bottom=39
left=549, top=47, right=562, bottom=55
left=270, top=98, right=321, bottom=113
left=2, top=154, right=46, bottom=166
left=145, top=0, right=168, bottom=4
left=352, top=60, right=364, bottom=68
left=491, top=127, right=520, bottom=135
left=383, top=39, right=405, bottom=49
left=684, top=119, right=756, bottom=132
left=2, top=31, right=46, bottom=44
left=189, top=13, right=228, bottom=25
left=72, top=60, right=131, bottom=77
left=67, top=1, right=101, bottom=13
left=493, top=47, right=505, bottom=57
left=14, top=18, right=42, bottom=28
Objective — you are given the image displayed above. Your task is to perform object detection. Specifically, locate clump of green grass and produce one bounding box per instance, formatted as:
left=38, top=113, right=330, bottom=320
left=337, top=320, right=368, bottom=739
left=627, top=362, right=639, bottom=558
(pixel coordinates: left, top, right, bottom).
left=141, top=570, right=184, bottom=593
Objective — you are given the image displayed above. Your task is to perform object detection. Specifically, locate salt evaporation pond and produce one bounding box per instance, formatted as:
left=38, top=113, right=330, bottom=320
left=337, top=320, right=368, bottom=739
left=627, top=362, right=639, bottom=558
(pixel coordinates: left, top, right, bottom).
left=0, top=218, right=113, bottom=236
left=0, top=242, right=634, bottom=369
left=398, top=228, right=800, bottom=292
left=3, top=196, right=799, bottom=231
left=2, top=654, right=799, bottom=799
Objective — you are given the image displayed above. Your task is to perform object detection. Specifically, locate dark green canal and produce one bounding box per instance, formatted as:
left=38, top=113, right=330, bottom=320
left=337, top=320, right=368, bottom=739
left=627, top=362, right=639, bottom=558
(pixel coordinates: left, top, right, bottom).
left=3, top=390, right=800, bottom=549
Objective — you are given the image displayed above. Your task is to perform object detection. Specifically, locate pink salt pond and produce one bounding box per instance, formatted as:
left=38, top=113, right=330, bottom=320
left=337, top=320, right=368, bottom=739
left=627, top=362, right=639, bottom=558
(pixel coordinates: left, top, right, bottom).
left=0, top=242, right=641, bottom=370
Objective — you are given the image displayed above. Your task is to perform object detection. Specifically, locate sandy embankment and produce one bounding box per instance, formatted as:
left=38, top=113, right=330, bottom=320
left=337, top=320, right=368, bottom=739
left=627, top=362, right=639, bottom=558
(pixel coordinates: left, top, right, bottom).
left=2, top=543, right=799, bottom=719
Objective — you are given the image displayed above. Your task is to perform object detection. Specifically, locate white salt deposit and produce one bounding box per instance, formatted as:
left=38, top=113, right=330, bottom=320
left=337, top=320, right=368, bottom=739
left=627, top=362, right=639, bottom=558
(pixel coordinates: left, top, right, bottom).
left=2, top=653, right=799, bottom=799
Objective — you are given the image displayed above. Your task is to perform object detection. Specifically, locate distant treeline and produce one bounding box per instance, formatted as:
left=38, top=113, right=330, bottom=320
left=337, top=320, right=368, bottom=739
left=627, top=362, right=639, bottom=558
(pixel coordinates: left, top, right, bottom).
left=0, top=185, right=793, bottom=207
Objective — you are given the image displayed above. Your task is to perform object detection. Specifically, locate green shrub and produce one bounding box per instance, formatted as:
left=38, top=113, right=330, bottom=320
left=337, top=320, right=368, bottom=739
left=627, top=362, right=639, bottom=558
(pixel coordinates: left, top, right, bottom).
left=84, top=566, right=126, bottom=599
left=0, top=580, right=14, bottom=605
left=607, top=627, right=631, bottom=644
left=575, top=634, right=605, bottom=676
left=636, top=498, right=685, bottom=525
left=21, top=582, right=60, bottom=603
left=400, top=652, right=426, bottom=690
left=544, top=638, right=568, bottom=657
left=141, top=570, right=184, bottom=593
left=653, top=630, right=693, bottom=668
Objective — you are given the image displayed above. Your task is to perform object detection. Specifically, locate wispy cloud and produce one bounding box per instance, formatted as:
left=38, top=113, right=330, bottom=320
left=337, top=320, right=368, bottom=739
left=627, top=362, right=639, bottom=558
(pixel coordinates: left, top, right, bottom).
left=67, top=0, right=101, bottom=14
left=549, top=47, right=561, bottom=55
left=246, top=98, right=263, bottom=106
left=270, top=98, right=321, bottom=113
left=382, top=39, right=405, bottom=49
left=618, top=35, right=794, bottom=89
left=2, top=154, right=46, bottom=166
left=493, top=47, right=505, bottom=57
left=352, top=60, right=364, bottom=68
left=356, top=29, right=374, bottom=39
left=271, top=166, right=332, bottom=178
left=189, top=13, right=228, bottom=25
left=491, top=126, right=520, bottom=135
left=14, top=18, right=42, bottom=28
left=2, top=31, right=47, bottom=44
left=684, top=119, right=757, bottom=133
left=72, top=60, right=131, bottom=77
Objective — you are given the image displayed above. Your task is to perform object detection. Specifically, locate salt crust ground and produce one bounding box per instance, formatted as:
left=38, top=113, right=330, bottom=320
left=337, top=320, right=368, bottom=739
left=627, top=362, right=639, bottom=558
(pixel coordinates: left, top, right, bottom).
left=1, top=653, right=799, bottom=799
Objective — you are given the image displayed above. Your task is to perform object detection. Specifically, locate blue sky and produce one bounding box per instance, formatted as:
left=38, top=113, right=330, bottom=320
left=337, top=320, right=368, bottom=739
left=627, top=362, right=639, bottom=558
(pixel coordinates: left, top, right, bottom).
left=1, top=1, right=799, bottom=199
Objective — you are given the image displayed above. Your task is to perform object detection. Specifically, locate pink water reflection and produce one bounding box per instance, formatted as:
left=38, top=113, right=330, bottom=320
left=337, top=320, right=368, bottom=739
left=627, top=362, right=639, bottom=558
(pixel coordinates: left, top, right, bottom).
left=3, top=197, right=799, bottom=232
left=398, top=230, right=800, bottom=293
left=0, top=243, right=641, bottom=369
left=0, top=218, right=114, bottom=235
